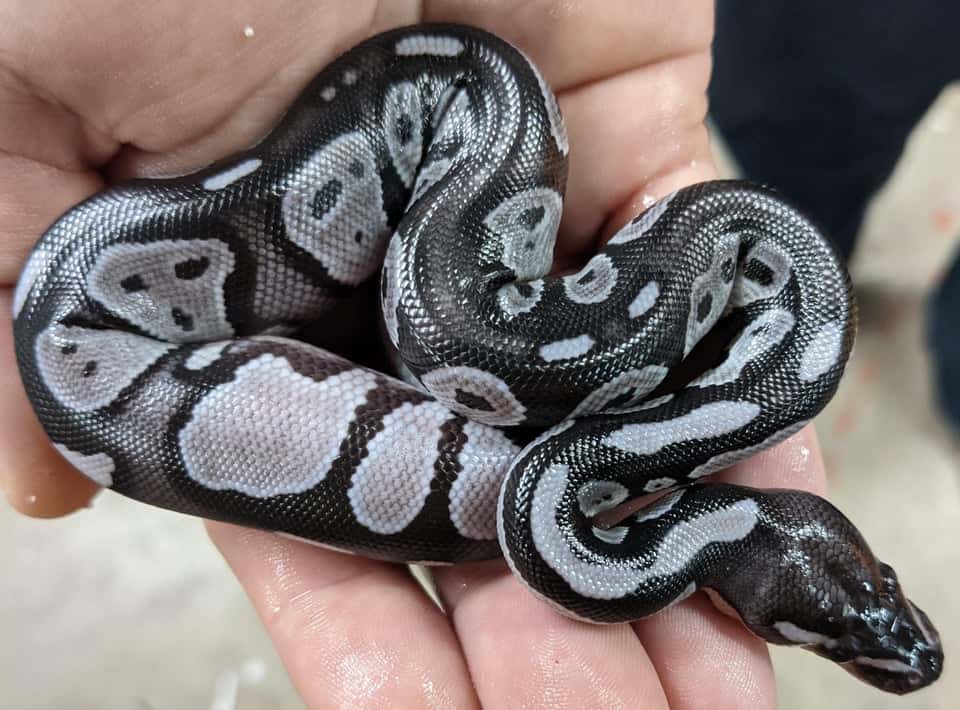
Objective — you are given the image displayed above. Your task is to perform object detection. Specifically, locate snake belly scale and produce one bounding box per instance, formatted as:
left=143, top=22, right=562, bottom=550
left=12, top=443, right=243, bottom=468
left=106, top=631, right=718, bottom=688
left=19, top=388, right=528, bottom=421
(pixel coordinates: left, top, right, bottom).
left=12, top=25, right=942, bottom=692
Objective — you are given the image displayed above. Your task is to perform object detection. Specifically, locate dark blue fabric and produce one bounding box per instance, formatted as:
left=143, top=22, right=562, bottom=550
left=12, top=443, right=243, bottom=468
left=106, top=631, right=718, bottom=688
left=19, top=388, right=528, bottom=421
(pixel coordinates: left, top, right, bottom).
left=709, top=0, right=960, bottom=430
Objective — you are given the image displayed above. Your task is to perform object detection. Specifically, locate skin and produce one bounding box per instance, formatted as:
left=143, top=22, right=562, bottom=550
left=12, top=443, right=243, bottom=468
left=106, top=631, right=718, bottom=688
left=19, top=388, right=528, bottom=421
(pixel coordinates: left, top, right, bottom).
left=0, top=1, right=833, bottom=707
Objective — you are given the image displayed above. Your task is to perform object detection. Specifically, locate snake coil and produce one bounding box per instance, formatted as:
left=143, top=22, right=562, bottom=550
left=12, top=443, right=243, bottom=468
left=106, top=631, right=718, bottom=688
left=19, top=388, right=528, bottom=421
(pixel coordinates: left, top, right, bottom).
left=12, top=24, right=942, bottom=693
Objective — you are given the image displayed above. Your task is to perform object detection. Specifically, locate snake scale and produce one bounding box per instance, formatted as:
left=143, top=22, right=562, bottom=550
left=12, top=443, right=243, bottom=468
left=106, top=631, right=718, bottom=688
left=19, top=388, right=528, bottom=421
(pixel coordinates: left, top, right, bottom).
left=12, top=24, right=942, bottom=693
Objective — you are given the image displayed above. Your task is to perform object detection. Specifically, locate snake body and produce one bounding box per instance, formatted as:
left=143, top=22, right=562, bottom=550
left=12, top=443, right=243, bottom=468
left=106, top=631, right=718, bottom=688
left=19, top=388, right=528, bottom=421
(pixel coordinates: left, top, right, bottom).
left=12, top=25, right=942, bottom=692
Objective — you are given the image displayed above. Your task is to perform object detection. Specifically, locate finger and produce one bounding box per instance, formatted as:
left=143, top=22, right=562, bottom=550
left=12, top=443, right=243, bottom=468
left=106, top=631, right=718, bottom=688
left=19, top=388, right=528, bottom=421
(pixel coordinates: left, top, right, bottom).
left=207, top=522, right=480, bottom=709
left=426, top=0, right=713, bottom=90
left=0, top=291, right=100, bottom=515
left=556, top=52, right=715, bottom=258
left=433, top=560, right=671, bottom=709
left=632, top=426, right=827, bottom=710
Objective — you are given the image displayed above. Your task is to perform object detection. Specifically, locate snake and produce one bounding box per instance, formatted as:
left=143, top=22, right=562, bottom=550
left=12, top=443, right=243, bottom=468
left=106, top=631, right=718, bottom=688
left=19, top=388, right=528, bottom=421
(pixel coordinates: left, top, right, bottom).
left=11, top=24, right=942, bottom=693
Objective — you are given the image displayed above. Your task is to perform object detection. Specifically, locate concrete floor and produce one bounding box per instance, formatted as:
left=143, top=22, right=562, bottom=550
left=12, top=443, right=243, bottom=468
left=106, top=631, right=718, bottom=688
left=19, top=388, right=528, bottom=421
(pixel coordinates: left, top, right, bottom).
left=4, top=88, right=959, bottom=709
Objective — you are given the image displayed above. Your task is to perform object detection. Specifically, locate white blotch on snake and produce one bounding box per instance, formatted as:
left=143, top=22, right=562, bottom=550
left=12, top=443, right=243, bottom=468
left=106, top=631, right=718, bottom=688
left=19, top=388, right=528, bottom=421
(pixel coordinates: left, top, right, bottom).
left=36, top=324, right=173, bottom=412
left=592, top=526, right=629, bottom=544
left=603, top=400, right=761, bottom=456
left=380, top=234, right=402, bottom=346
left=531, top=463, right=759, bottom=599
left=420, top=366, right=526, bottom=425
left=799, top=320, right=844, bottom=382
left=179, top=355, right=377, bottom=497
left=577, top=480, right=629, bottom=516
left=280, top=131, right=389, bottom=285
left=497, top=279, right=544, bottom=319
left=563, top=254, right=618, bottom=304
left=773, top=621, right=839, bottom=648
left=628, top=281, right=659, bottom=319
left=686, top=419, right=809, bottom=480
left=539, top=334, right=595, bottom=362
left=394, top=35, right=465, bottom=57
left=448, top=421, right=519, bottom=539
left=644, top=477, right=676, bottom=493
left=484, top=187, right=562, bottom=281
left=732, top=241, right=794, bottom=306
left=87, top=239, right=236, bottom=342
left=570, top=366, right=669, bottom=417
left=202, top=158, right=262, bottom=190
left=692, top=308, right=795, bottom=388
left=636, top=489, right=685, bottom=523
left=684, top=235, right=740, bottom=356
left=349, top=401, right=451, bottom=534
left=53, top=443, right=115, bottom=486
left=608, top=192, right=677, bottom=245
left=184, top=342, right=229, bottom=370
left=383, top=81, right=424, bottom=188
left=518, top=49, right=568, bottom=154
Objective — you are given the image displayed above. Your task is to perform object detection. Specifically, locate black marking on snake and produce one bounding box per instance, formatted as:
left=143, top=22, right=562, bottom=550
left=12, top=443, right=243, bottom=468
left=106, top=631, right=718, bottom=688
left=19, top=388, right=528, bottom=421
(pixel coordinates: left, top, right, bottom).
left=518, top=205, right=545, bottom=230
left=120, top=274, right=148, bottom=293
left=312, top=179, right=343, bottom=220
left=578, top=269, right=597, bottom=285
left=174, top=257, right=210, bottom=280
left=454, top=388, right=495, bottom=412
left=397, top=114, right=415, bottom=145
left=697, top=293, right=713, bottom=322
left=348, top=159, right=365, bottom=178
left=721, top=257, right=736, bottom=282
left=170, top=307, right=194, bottom=332
left=11, top=24, right=940, bottom=694
left=744, top=258, right=775, bottom=286
left=513, top=282, right=535, bottom=298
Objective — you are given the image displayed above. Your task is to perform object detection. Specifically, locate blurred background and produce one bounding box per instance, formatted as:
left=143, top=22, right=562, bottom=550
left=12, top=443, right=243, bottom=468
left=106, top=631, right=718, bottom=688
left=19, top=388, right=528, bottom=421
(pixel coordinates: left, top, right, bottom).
left=3, top=2, right=959, bottom=708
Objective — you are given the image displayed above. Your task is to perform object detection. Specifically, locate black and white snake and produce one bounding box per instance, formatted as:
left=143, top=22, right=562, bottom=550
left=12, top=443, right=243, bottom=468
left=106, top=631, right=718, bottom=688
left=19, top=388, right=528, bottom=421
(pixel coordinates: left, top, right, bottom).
left=11, top=24, right=942, bottom=694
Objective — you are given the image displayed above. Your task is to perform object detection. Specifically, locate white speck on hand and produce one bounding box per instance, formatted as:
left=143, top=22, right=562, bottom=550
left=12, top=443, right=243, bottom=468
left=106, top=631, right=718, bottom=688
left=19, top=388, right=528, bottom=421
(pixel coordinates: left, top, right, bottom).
left=243, top=25, right=255, bottom=38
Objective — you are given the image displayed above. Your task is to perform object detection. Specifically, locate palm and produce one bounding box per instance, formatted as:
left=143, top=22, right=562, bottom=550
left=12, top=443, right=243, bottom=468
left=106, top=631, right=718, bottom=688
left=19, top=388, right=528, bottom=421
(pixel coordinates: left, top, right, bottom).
left=0, top=2, right=826, bottom=707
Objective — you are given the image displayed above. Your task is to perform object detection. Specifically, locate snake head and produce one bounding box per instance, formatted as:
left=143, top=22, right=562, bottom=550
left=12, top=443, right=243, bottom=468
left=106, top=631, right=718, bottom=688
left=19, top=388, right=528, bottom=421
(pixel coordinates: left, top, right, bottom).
left=769, top=561, right=943, bottom=694
left=831, top=562, right=943, bottom=694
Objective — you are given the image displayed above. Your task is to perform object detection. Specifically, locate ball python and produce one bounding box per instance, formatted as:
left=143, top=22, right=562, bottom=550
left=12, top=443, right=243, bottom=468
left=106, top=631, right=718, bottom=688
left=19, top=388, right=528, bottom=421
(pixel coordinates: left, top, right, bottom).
left=12, top=24, right=942, bottom=693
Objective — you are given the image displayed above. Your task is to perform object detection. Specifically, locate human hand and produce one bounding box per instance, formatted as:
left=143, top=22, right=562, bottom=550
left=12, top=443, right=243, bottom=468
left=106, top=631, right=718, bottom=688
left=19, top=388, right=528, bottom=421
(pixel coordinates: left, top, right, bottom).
left=0, top=2, right=830, bottom=706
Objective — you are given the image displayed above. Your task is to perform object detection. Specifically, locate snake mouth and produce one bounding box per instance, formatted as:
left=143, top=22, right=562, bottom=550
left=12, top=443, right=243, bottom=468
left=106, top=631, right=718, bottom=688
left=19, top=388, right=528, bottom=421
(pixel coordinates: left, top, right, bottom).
left=838, top=578, right=944, bottom=694
left=843, top=649, right=943, bottom=694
